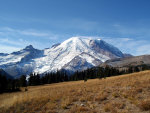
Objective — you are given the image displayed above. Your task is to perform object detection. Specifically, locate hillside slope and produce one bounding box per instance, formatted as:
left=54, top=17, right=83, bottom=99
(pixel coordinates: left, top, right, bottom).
left=0, top=71, right=150, bottom=113
left=101, top=55, right=150, bottom=67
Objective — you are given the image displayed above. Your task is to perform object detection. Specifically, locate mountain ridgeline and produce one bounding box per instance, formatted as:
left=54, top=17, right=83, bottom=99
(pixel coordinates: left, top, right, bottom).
left=0, top=37, right=128, bottom=78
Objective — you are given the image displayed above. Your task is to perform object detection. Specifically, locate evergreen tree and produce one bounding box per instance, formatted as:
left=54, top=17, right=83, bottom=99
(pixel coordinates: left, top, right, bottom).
left=84, top=76, right=87, bottom=82
left=128, top=67, right=133, bottom=73
left=0, top=74, right=7, bottom=93
left=28, top=73, right=34, bottom=86
left=19, top=75, right=27, bottom=87
left=134, top=66, right=140, bottom=72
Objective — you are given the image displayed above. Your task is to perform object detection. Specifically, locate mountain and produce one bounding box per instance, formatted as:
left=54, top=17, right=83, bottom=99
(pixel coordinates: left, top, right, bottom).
left=0, top=45, right=43, bottom=78
left=101, top=55, right=150, bottom=68
left=0, top=37, right=125, bottom=78
left=0, top=53, right=9, bottom=56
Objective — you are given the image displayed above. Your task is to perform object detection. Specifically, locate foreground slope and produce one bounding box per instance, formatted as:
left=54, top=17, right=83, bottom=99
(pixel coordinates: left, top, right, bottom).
left=0, top=37, right=124, bottom=78
left=0, top=71, right=150, bottom=113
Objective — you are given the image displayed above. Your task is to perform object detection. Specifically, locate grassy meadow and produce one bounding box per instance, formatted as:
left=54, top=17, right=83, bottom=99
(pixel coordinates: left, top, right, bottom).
left=0, top=71, right=150, bottom=113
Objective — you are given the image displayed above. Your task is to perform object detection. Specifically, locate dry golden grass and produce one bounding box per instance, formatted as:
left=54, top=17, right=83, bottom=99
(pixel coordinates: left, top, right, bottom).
left=95, top=92, right=108, bottom=102
left=0, top=70, right=150, bottom=113
left=138, top=99, right=150, bottom=111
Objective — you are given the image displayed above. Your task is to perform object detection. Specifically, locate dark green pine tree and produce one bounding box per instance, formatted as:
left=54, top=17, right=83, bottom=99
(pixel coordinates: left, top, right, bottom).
left=0, top=74, right=7, bottom=93
left=35, top=74, right=41, bottom=85
left=84, top=76, right=87, bottom=82
left=128, top=67, right=133, bottom=73
left=19, top=75, right=27, bottom=87
left=28, top=73, right=34, bottom=86
left=134, top=66, right=140, bottom=72
left=141, top=64, right=149, bottom=71
left=84, top=70, right=88, bottom=82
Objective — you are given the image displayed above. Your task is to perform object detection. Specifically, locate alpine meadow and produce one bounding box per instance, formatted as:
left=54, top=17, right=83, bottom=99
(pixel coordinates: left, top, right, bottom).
left=0, top=0, right=150, bottom=113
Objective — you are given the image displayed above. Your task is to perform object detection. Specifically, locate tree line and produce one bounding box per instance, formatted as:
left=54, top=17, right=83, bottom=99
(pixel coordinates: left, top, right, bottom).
left=0, top=74, right=27, bottom=93
left=0, top=64, right=150, bottom=93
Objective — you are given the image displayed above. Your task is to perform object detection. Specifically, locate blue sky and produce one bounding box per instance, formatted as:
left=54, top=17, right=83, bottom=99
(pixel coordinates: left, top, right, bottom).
left=0, top=0, right=150, bottom=55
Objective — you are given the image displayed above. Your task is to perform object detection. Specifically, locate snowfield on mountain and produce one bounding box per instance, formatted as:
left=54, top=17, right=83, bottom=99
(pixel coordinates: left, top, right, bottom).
left=0, top=37, right=125, bottom=78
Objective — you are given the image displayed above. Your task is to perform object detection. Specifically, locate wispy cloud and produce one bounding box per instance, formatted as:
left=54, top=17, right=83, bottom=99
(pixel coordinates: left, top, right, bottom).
left=21, top=31, right=50, bottom=37
left=26, top=18, right=101, bottom=32
left=136, top=45, right=150, bottom=55
left=112, top=23, right=150, bottom=38
left=0, top=27, right=59, bottom=40
left=0, top=16, right=101, bottom=33
left=102, top=37, right=150, bottom=56
left=0, top=25, right=150, bottom=56
left=0, top=27, right=65, bottom=53
left=0, top=38, right=23, bottom=46
left=0, top=44, right=21, bottom=53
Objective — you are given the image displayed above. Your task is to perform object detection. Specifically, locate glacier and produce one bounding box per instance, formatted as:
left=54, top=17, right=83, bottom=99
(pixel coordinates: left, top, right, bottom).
left=0, top=36, right=124, bottom=78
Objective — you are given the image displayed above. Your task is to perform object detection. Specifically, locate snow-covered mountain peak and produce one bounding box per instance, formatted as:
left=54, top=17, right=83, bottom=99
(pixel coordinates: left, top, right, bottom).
left=11, top=45, right=37, bottom=56
left=60, top=37, right=83, bottom=46
left=24, top=45, right=34, bottom=50
left=59, top=36, right=97, bottom=48
left=61, top=36, right=103, bottom=46
left=0, top=36, right=125, bottom=78
left=51, top=43, right=60, bottom=48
